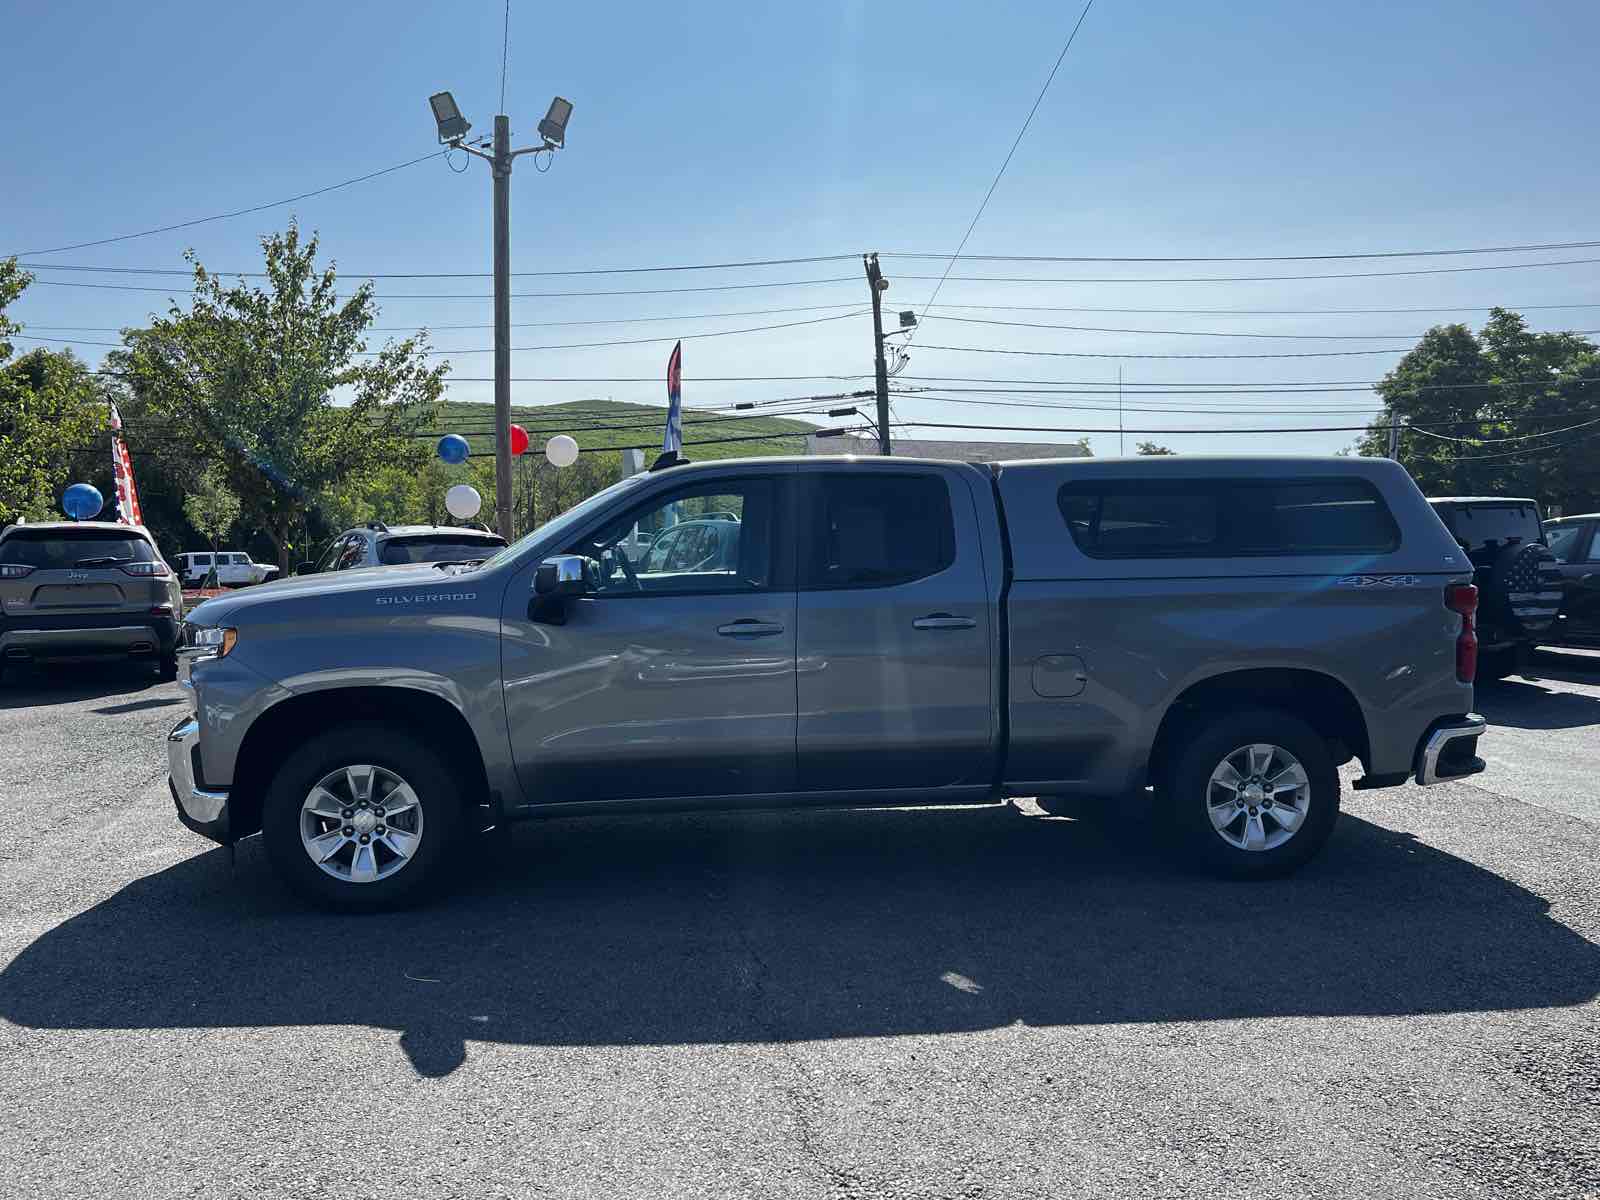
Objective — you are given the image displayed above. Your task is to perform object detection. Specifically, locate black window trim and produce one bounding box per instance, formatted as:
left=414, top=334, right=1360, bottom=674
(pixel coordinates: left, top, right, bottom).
left=799, top=468, right=959, bottom=592
left=1057, top=475, right=1402, bottom=560
left=564, top=473, right=790, bottom=599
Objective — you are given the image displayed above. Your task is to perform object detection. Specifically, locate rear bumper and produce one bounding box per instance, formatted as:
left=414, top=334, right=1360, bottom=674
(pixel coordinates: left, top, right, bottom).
left=168, top=715, right=231, bottom=844
left=1414, top=712, right=1487, bottom=786
left=1, top=613, right=177, bottom=660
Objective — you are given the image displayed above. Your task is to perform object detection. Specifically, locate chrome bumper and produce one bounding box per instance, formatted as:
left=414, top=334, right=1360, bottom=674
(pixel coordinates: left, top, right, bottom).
left=1415, top=713, right=1488, bottom=787
left=168, top=715, right=231, bottom=843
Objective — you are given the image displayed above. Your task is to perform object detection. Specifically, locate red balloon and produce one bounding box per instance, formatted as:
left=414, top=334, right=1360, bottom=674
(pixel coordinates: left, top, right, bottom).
left=509, top=423, right=529, bottom=456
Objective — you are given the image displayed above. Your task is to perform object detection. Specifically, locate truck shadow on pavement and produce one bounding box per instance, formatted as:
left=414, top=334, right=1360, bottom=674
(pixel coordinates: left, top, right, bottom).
left=0, top=662, right=166, bottom=710
left=3, top=803, right=1597, bottom=1078
left=1476, top=676, right=1600, bottom=730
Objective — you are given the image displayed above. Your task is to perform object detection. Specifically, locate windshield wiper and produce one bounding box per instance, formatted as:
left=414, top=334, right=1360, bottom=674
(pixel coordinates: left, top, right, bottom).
left=74, top=556, right=133, bottom=567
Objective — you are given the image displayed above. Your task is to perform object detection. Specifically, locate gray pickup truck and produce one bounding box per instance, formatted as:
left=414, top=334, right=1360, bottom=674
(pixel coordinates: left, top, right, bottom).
left=169, top=454, right=1487, bottom=910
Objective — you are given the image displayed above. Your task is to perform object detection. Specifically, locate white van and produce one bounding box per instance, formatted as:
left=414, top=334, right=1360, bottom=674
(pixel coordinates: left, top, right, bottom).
left=175, top=551, right=279, bottom=588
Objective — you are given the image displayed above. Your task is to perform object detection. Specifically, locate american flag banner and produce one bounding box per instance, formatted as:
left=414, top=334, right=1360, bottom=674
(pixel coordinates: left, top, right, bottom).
left=663, top=341, right=682, bottom=455
left=108, top=402, right=144, bottom=526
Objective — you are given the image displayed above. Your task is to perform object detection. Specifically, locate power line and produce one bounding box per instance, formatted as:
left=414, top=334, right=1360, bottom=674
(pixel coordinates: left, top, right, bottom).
left=926, top=314, right=1600, bottom=341
left=1404, top=415, right=1600, bottom=444
left=13, top=255, right=864, bottom=280
left=883, top=239, right=1600, bottom=264
left=893, top=257, right=1600, bottom=286
left=499, top=0, right=511, bottom=113
left=24, top=275, right=862, bottom=299
left=917, top=342, right=1408, bottom=360
left=5, top=152, right=448, bottom=258
left=909, top=0, right=1097, bottom=342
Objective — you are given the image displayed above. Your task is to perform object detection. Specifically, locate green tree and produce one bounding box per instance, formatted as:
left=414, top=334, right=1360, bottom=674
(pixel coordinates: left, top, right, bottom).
left=183, top=466, right=241, bottom=585
left=111, top=225, right=446, bottom=570
left=1136, top=441, right=1175, bottom=455
left=1353, top=310, right=1600, bottom=511
left=0, top=260, right=112, bottom=522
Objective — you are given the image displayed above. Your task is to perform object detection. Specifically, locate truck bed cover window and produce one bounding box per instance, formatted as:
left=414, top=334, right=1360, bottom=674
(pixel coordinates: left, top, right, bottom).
left=1058, top=478, right=1399, bottom=558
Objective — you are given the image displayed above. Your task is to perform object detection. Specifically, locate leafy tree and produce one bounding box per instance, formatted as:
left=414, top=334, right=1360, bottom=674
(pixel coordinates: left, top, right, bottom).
left=1353, top=310, right=1600, bottom=512
left=0, top=260, right=111, bottom=522
left=183, top=466, right=241, bottom=585
left=111, top=225, right=446, bottom=569
left=1136, top=441, right=1175, bottom=455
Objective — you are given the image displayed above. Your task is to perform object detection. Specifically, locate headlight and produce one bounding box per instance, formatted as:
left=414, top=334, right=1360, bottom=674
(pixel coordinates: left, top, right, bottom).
left=189, top=626, right=238, bottom=657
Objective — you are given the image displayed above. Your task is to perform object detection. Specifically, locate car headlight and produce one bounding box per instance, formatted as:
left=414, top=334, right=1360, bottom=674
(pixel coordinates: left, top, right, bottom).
left=189, top=626, right=238, bottom=657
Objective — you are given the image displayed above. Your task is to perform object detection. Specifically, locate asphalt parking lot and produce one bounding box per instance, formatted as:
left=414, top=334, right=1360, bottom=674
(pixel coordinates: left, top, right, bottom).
left=2, top=655, right=1599, bottom=1200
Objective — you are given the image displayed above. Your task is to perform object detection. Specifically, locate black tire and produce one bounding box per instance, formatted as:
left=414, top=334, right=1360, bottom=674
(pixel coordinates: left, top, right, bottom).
left=261, top=723, right=467, bottom=912
left=158, top=651, right=178, bottom=682
left=1162, top=708, right=1341, bottom=879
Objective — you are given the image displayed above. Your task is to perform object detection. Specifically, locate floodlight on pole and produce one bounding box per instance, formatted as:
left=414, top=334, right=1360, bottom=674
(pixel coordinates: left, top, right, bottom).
left=428, top=92, right=472, bottom=143
left=426, top=86, right=573, bottom=540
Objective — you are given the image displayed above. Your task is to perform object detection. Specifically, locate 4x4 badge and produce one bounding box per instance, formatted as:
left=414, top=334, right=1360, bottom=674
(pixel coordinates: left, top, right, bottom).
left=1335, top=574, right=1421, bottom=588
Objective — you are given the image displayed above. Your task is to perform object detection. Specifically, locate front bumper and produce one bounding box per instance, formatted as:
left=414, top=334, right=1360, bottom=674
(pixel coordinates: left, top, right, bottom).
left=1414, top=712, right=1488, bottom=786
left=1, top=613, right=177, bottom=661
left=168, top=715, right=231, bottom=844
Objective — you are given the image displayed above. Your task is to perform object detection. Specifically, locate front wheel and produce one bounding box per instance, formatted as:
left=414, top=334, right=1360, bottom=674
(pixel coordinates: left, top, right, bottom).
left=261, top=724, right=467, bottom=911
left=1163, top=708, right=1340, bottom=879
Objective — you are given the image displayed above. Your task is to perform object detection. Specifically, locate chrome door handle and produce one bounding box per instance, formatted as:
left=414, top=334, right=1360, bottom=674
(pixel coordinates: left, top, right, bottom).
left=717, top=620, right=785, bottom=637
left=913, top=614, right=977, bottom=630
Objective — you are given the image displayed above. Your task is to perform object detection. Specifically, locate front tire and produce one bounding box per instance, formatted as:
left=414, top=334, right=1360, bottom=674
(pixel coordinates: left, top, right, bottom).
left=262, top=724, right=467, bottom=911
left=1163, top=708, right=1340, bottom=879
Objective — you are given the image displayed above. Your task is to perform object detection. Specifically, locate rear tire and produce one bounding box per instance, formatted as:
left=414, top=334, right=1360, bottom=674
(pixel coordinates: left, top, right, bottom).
left=1477, top=647, right=1523, bottom=682
left=1162, top=708, right=1340, bottom=879
left=158, top=651, right=178, bottom=682
left=261, top=723, right=468, bottom=912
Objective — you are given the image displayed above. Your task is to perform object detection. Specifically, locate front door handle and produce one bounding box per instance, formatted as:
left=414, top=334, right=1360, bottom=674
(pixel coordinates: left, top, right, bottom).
left=913, top=613, right=977, bottom=630
left=717, top=620, right=786, bottom=637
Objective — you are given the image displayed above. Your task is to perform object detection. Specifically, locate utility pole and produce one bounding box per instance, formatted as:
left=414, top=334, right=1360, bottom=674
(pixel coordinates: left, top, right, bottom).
left=864, top=253, right=891, bottom=455
left=1387, top=405, right=1401, bottom=460
left=428, top=92, right=573, bottom=540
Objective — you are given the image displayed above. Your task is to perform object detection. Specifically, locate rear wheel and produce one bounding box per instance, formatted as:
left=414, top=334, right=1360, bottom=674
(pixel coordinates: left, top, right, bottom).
left=158, top=650, right=178, bottom=681
left=1477, top=647, right=1524, bottom=682
left=1163, top=708, right=1340, bottom=879
left=262, top=724, right=467, bottom=911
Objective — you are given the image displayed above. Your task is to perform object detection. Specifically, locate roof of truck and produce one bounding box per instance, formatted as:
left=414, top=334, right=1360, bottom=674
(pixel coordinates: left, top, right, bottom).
left=1427, top=496, right=1539, bottom=505
left=365, top=525, right=505, bottom=539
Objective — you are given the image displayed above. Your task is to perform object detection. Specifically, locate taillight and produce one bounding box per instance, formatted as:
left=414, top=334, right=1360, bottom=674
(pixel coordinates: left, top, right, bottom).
left=0, top=563, right=35, bottom=579
left=1446, top=583, right=1479, bottom=683
left=150, top=604, right=174, bottom=617
left=121, top=561, right=171, bottom=578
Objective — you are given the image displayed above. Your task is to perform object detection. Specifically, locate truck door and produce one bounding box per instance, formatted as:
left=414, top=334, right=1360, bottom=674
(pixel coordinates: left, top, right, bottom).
left=795, top=466, right=994, bottom=791
left=1550, top=521, right=1600, bottom=645
left=502, top=471, right=798, bottom=804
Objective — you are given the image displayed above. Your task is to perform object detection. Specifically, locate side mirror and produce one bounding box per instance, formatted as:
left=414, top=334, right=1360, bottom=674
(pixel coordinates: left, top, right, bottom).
left=296, top=561, right=318, bottom=576
left=534, top=555, right=596, bottom=597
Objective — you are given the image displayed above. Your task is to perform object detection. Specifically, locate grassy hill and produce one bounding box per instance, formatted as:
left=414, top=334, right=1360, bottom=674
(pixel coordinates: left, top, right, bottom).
left=429, top=398, right=820, bottom=466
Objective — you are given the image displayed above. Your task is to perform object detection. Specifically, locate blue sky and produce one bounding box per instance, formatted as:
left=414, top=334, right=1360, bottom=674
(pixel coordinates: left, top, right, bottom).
left=4, top=0, right=1599, bottom=456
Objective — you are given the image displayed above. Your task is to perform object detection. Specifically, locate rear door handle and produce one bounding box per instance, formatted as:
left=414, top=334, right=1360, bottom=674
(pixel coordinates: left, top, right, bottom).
left=717, top=620, right=786, bottom=637
left=913, top=614, right=977, bottom=630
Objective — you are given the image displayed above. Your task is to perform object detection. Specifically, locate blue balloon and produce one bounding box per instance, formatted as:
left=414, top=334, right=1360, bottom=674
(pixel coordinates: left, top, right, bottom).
left=62, top=483, right=104, bottom=521
left=437, top=434, right=471, bottom=465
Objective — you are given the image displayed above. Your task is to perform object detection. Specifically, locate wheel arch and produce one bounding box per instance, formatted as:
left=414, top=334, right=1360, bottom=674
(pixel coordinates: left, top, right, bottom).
left=1144, top=667, right=1371, bottom=789
left=227, top=685, right=490, bottom=840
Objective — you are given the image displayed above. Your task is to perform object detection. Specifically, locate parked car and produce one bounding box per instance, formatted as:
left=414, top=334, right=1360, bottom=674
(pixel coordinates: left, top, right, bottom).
left=175, top=551, right=279, bottom=588
left=0, top=521, right=182, bottom=683
left=299, top=522, right=508, bottom=574
left=170, top=455, right=1485, bottom=910
left=1542, top=513, right=1600, bottom=649
left=1426, top=496, right=1563, bottom=679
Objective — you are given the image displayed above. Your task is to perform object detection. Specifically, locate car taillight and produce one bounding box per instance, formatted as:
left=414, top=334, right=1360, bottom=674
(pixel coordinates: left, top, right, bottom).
left=150, top=604, right=174, bottom=617
left=0, top=563, right=34, bottom=579
left=121, top=561, right=171, bottom=578
left=1445, top=583, right=1479, bottom=683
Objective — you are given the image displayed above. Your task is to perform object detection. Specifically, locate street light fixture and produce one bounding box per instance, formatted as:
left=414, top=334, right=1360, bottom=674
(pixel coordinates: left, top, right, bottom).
left=428, top=89, right=573, bottom=539
left=428, top=92, right=472, bottom=143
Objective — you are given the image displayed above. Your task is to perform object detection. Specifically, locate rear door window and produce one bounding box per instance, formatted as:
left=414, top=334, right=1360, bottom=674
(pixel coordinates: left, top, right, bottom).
left=802, top=473, right=956, bottom=588
left=1058, top=478, right=1399, bottom=558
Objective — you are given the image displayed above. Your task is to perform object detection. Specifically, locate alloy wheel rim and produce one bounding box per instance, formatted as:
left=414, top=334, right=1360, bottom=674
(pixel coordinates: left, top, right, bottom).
left=299, top=764, right=424, bottom=884
left=1205, top=743, right=1310, bottom=853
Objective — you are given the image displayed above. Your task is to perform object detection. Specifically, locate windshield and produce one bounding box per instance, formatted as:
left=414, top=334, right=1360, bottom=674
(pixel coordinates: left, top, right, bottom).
left=379, top=536, right=507, bottom=566
left=474, top=474, right=649, bottom=571
left=0, top=530, right=157, bottom=568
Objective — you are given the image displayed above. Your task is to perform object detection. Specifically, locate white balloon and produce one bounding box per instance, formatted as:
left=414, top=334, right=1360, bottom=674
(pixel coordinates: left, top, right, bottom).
left=445, top=484, right=482, bottom=520
left=545, top=434, right=579, bottom=468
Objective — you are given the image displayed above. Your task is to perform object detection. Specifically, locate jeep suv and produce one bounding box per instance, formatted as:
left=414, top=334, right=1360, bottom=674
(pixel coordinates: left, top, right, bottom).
left=1427, top=497, right=1563, bottom=678
left=0, top=522, right=183, bottom=683
left=300, top=523, right=508, bottom=574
